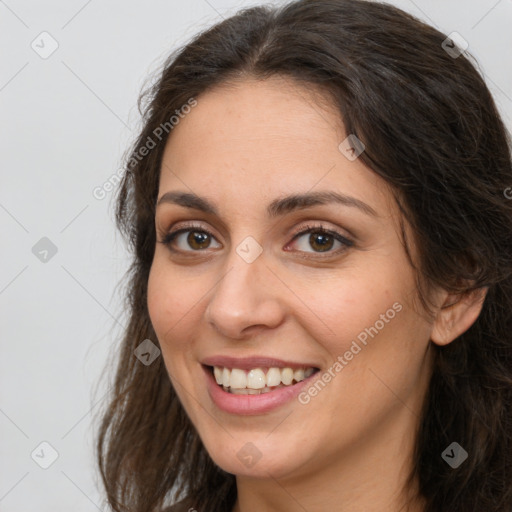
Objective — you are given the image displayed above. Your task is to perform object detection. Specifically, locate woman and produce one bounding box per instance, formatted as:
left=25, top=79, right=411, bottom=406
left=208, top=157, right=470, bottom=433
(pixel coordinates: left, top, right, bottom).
left=96, top=1, right=512, bottom=511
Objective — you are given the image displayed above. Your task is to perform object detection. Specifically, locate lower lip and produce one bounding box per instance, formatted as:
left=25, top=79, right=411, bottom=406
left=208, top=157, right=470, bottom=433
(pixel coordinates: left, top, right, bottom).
left=203, top=365, right=317, bottom=415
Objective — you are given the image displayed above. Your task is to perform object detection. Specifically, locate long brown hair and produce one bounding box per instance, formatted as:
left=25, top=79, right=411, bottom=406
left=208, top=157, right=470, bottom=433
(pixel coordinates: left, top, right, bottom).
left=96, top=1, right=512, bottom=510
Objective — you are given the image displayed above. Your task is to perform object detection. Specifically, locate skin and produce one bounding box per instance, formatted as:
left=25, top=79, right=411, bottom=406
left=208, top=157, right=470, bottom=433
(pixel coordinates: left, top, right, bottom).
left=147, top=76, right=486, bottom=512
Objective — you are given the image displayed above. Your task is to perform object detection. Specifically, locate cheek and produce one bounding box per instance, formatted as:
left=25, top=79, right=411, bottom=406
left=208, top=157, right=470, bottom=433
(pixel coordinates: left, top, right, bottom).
left=147, top=265, right=196, bottom=394
left=147, top=262, right=190, bottom=347
left=147, top=260, right=211, bottom=368
left=147, top=264, right=170, bottom=333
left=294, top=266, right=405, bottom=358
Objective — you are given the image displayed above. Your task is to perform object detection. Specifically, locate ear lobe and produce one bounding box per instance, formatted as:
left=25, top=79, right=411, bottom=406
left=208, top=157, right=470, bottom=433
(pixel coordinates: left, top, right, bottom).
left=430, top=288, right=488, bottom=346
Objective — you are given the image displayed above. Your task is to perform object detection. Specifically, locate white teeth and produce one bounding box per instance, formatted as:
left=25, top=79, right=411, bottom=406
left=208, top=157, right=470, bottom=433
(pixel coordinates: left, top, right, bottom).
left=293, top=368, right=305, bottom=382
left=281, top=367, right=294, bottom=385
left=266, top=367, right=281, bottom=387
left=214, top=366, right=223, bottom=385
left=247, top=368, right=266, bottom=389
left=212, top=365, right=317, bottom=391
left=230, top=388, right=261, bottom=395
left=230, top=368, right=247, bottom=388
left=222, top=367, right=231, bottom=387
left=226, top=384, right=286, bottom=395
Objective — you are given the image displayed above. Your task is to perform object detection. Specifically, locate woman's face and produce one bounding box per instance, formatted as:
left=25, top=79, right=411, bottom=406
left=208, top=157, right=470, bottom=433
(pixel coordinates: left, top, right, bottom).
left=147, top=77, right=439, bottom=483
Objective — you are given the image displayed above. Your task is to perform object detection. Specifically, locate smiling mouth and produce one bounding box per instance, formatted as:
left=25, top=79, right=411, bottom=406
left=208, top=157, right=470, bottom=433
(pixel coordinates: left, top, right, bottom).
left=206, top=365, right=320, bottom=395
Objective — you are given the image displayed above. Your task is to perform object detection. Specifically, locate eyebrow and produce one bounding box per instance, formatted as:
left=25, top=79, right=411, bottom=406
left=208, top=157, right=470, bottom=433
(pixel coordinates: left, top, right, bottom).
left=156, top=190, right=378, bottom=217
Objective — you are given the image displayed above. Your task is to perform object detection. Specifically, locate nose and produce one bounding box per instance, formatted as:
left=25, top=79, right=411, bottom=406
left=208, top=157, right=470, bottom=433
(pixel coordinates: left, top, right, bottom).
left=204, top=248, right=286, bottom=339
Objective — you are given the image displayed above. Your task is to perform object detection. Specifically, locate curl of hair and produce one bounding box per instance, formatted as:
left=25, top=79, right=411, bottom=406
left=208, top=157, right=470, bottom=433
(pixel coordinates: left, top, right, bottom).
left=96, top=1, right=512, bottom=511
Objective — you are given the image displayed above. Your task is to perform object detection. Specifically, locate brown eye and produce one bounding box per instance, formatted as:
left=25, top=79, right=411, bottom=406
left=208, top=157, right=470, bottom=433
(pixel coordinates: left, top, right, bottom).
left=186, top=231, right=211, bottom=250
left=288, top=224, right=354, bottom=256
left=161, top=226, right=221, bottom=252
left=307, top=232, right=335, bottom=252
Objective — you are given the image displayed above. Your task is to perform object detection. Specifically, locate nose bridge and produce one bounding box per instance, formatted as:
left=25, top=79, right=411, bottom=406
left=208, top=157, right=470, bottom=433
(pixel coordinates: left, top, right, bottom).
left=205, top=243, right=283, bottom=338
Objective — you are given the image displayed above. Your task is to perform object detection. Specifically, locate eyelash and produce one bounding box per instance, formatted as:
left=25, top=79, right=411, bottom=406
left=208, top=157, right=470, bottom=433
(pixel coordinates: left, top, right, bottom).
left=159, top=222, right=354, bottom=258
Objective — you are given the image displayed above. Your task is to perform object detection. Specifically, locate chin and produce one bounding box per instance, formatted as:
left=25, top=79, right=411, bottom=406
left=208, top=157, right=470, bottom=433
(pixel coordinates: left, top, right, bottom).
left=198, top=430, right=311, bottom=480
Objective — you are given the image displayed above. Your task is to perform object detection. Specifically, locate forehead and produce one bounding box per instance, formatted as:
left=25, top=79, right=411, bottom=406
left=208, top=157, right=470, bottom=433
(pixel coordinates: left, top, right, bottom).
left=158, top=77, right=391, bottom=217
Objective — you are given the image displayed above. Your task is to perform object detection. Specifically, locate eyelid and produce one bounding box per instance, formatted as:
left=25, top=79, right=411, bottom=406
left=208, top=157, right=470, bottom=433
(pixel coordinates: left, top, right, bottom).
left=158, top=220, right=354, bottom=256
left=159, top=221, right=219, bottom=247
left=288, top=221, right=352, bottom=242
left=285, top=222, right=354, bottom=256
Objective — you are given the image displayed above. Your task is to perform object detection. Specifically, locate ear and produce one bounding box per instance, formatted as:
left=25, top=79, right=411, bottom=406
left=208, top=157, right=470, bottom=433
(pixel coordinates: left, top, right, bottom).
left=430, top=287, right=488, bottom=346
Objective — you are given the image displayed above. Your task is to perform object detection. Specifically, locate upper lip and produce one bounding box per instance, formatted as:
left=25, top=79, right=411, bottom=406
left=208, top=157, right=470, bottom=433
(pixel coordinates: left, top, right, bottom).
left=201, top=355, right=319, bottom=370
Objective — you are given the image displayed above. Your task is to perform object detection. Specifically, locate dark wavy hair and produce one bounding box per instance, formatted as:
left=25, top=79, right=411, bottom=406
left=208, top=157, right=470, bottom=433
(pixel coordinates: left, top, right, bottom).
left=96, top=1, right=512, bottom=511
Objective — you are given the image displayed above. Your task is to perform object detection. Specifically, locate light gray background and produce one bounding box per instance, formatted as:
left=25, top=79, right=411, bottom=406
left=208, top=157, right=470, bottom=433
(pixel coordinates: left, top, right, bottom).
left=1, top=0, right=511, bottom=510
